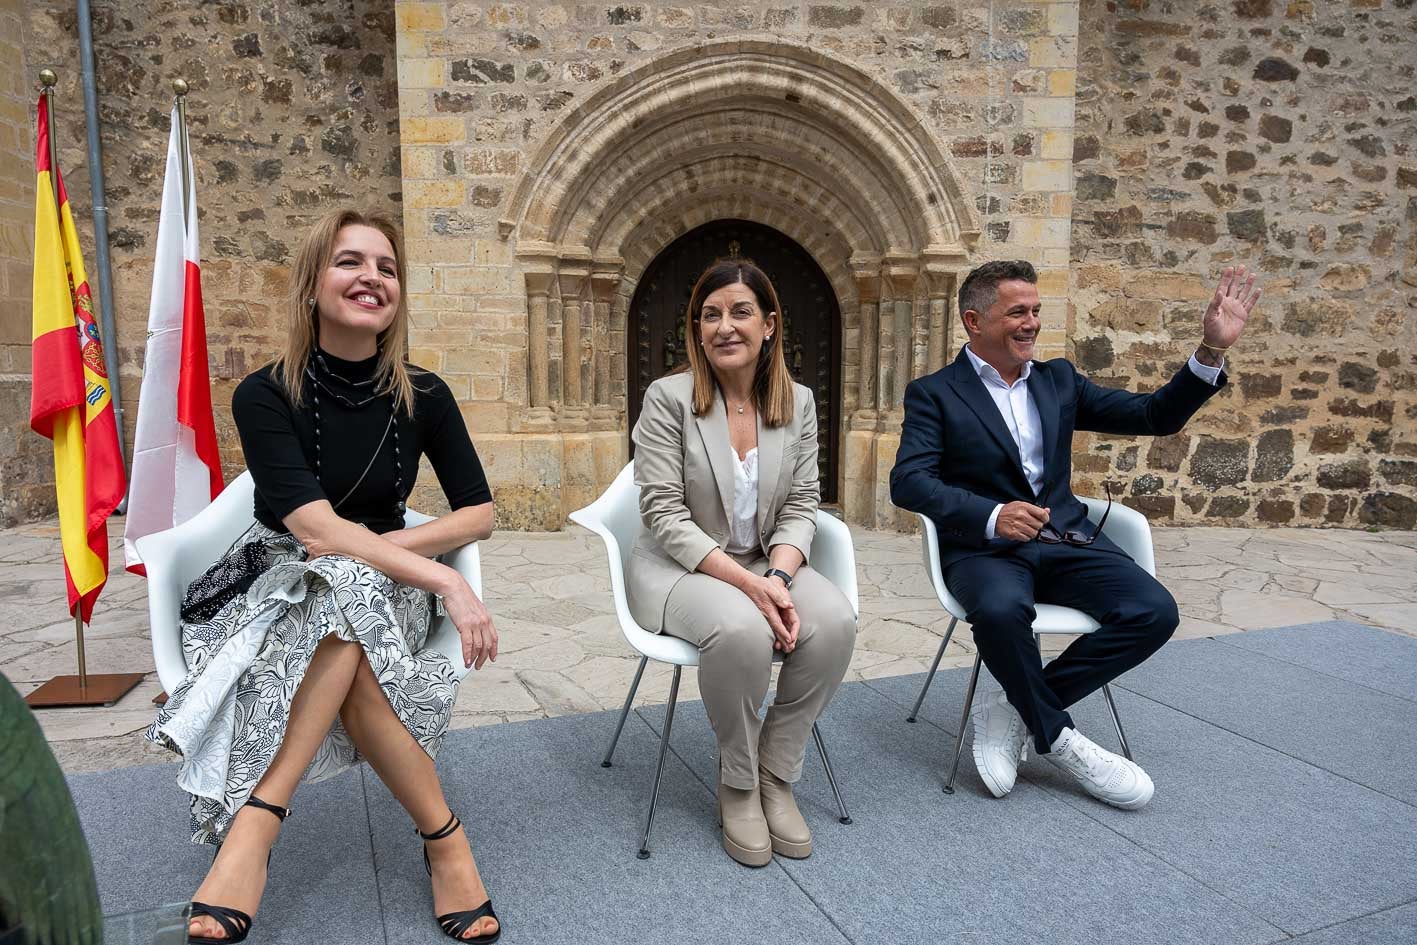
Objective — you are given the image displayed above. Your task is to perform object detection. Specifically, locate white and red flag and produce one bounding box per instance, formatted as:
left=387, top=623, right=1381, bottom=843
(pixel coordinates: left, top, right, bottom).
left=123, top=107, right=222, bottom=573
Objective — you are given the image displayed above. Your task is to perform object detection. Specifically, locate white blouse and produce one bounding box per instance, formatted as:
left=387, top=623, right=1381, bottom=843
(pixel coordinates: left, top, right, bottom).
left=725, top=447, right=760, bottom=555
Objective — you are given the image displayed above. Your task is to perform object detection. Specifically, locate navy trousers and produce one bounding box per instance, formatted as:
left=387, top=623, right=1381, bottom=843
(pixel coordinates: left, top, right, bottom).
left=944, top=541, right=1179, bottom=754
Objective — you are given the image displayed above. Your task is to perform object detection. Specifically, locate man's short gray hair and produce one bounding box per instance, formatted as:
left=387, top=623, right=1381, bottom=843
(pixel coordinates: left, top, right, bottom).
left=958, top=260, right=1038, bottom=317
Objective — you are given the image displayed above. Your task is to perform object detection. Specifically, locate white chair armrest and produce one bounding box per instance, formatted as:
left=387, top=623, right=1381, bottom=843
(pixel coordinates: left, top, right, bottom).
left=404, top=507, right=482, bottom=682
left=1081, top=496, right=1155, bottom=576
left=569, top=462, right=702, bottom=668
left=809, top=511, right=859, bottom=618
left=914, top=513, right=964, bottom=619
left=138, top=472, right=259, bottom=693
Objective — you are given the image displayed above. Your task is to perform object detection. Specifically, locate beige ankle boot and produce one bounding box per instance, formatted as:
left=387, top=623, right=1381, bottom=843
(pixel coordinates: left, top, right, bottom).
left=758, top=765, right=812, bottom=858
left=718, top=766, right=771, bottom=867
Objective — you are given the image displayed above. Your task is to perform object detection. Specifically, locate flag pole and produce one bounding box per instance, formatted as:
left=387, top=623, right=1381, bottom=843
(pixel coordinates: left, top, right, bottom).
left=173, top=78, right=190, bottom=225
left=39, top=70, right=58, bottom=211
left=25, top=70, right=143, bottom=709
left=38, top=70, right=89, bottom=689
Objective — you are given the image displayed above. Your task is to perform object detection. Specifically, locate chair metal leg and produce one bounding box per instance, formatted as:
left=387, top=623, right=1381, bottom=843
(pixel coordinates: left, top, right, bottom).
left=637, top=665, right=681, bottom=859
left=943, top=653, right=983, bottom=795
left=907, top=617, right=958, bottom=722
left=811, top=722, right=852, bottom=825
left=1101, top=683, right=1133, bottom=761
left=602, top=655, right=648, bottom=767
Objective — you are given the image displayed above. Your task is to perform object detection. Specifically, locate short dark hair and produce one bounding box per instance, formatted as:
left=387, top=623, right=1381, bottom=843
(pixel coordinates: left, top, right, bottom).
left=958, top=260, right=1037, bottom=317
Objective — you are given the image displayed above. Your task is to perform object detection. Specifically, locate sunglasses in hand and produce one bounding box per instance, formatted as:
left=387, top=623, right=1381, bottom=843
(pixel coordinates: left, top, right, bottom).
left=1037, top=481, right=1113, bottom=546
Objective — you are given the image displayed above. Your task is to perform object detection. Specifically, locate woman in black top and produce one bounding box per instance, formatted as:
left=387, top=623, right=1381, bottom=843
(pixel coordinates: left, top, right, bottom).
left=147, top=210, right=501, bottom=943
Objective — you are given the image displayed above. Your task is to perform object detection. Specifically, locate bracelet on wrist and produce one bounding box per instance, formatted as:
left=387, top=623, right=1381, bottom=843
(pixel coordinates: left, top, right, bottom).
left=1197, top=340, right=1230, bottom=353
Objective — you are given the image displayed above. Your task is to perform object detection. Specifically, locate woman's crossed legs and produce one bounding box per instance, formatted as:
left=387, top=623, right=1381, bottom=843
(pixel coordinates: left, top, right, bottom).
left=189, top=635, right=497, bottom=941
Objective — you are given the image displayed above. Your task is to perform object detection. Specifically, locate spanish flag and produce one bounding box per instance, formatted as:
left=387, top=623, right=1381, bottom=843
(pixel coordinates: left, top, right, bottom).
left=30, top=94, right=126, bottom=623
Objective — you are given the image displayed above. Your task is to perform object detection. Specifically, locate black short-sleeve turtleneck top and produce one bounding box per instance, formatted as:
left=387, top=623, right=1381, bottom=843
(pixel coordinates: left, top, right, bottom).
left=231, top=350, right=492, bottom=534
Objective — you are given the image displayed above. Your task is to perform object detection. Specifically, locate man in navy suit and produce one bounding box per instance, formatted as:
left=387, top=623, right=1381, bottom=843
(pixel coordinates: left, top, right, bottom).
left=890, top=260, right=1260, bottom=809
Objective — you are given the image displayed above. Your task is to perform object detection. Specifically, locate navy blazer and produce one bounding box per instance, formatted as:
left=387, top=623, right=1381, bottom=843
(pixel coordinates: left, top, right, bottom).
left=890, top=348, right=1226, bottom=569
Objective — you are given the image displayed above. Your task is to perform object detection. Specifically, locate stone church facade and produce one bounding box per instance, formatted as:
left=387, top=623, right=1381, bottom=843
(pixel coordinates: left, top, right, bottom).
left=397, top=1, right=1117, bottom=530
left=5, top=1, right=1414, bottom=530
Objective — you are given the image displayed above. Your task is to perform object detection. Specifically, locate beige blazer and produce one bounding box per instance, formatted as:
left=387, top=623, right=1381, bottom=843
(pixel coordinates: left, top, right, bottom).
left=627, top=371, right=820, bottom=632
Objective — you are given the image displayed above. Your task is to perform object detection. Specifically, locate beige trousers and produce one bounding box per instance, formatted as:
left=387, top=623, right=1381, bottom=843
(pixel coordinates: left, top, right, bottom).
left=661, top=553, right=856, bottom=790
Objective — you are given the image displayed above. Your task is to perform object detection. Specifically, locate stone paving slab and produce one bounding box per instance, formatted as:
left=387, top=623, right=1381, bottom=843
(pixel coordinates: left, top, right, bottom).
left=4, top=515, right=1415, bottom=774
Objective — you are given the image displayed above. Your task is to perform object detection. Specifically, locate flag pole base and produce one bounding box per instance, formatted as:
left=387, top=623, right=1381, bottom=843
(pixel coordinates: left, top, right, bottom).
left=25, top=672, right=145, bottom=708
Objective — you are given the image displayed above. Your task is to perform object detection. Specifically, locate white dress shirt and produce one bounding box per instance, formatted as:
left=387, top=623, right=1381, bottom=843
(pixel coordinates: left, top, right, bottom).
left=726, top=447, right=760, bottom=554
left=963, top=345, right=1224, bottom=539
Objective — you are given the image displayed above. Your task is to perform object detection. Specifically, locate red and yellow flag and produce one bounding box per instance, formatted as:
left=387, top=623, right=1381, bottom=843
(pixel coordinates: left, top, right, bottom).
left=29, top=94, right=126, bottom=623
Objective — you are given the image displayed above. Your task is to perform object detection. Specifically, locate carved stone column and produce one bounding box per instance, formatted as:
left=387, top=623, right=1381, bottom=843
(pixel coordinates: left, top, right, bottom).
left=883, top=259, right=918, bottom=413
left=875, top=264, right=895, bottom=416
left=523, top=265, right=555, bottom=411
left=922, top=264, right=954, bottom=375
left=557, top=266, right=589, bottom=410
left=590, top=265, right=621, bottom=412
left=851, top=257, right=880, bottom=424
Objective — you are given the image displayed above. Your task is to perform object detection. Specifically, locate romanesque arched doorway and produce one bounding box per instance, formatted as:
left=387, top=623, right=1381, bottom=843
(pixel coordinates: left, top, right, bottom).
left=502, top=39, right=980, bottom=526
left=627, top=220, right=842, bottom=502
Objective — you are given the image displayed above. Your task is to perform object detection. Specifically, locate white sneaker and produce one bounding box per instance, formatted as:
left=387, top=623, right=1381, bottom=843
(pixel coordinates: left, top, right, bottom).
left=1046, top=727, right=1154, bottom=810
left=971, top=691, right=1030, bottom=798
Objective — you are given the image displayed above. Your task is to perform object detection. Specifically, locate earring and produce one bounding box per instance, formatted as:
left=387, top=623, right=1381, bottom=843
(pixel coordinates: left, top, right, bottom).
left=307, top=297, right=316, bottom=307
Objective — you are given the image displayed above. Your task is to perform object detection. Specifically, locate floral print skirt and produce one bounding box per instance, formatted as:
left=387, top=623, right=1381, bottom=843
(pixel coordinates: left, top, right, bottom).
left=145, top=524, right=459, bottom=844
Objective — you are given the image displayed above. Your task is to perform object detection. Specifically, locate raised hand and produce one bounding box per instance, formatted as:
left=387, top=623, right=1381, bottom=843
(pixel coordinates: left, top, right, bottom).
left=1202, top=265, right=1262, bottom=349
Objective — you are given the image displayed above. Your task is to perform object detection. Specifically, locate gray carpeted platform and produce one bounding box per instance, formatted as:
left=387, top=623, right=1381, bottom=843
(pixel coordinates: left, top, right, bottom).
left=67, top=621, right=1417, bottom=945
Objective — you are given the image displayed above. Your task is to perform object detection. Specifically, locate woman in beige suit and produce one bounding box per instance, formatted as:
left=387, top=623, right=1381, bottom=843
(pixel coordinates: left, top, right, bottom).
left=628, top=259, right=856, bottom=867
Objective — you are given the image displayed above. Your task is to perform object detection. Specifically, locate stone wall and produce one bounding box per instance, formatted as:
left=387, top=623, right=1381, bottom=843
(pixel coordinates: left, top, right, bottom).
left=4, top=0, right=1412, bottom=532
left=0, top=0, right=48, bottom=526
left=398, top=1, right=1083, bottom=528
left=17, top=0, right=403, bottom=518
left=1070, top=0, right=1417, bottom=528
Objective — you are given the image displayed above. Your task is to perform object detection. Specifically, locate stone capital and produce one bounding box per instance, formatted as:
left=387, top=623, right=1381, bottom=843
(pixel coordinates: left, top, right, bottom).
left=883, top=259, right=919, bottom=298
left=589, top=260, right=623, bottom=302
left=558, top=266, right=591, bottom=300
left=850, top=253, right=883, bottom=302
left=920, top=264, right=956, bottom=299
left=524, top=267, right=557, bottom=298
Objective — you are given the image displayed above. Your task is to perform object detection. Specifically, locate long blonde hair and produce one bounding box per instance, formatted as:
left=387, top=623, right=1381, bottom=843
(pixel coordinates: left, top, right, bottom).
left=273, top=209, right=417, bottom=414
left=682, top=259, right=796, bottom=427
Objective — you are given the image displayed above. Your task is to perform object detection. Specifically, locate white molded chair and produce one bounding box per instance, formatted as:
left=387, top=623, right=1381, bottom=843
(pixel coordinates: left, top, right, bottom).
left=909, top=497, right=1155, bottom=794
left=136, top=470, right=482, bottom=695
left=569, top=461, right=857, bottom=858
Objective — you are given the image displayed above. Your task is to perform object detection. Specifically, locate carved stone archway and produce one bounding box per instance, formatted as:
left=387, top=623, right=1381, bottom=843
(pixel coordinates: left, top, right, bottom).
left=500, top=39, right=979, bottom=526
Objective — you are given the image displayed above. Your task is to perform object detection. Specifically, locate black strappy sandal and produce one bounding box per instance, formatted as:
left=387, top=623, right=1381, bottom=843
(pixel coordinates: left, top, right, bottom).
left=189, top=795, right=290, bottom=945
left=418, top=812, right=501, bottom=944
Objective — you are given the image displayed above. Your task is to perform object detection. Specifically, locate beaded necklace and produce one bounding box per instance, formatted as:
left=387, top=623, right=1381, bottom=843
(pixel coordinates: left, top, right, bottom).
left=305, top=350, right=407, bottom=516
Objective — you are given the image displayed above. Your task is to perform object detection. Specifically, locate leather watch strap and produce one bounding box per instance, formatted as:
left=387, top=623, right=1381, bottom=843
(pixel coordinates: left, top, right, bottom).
left=764, top=567, right=794, bottom=589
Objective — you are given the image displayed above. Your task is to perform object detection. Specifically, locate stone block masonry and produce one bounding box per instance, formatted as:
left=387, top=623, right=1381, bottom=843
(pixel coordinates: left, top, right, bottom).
left=398, top=1, right=1083, bottom=529
left=20, top=0, right=404, bottom=520
left=1069, top=0, right=1416, bottom=529
left=1, top=0, right=1410, bottom=533
left=0, top=0, right=50, bottom=527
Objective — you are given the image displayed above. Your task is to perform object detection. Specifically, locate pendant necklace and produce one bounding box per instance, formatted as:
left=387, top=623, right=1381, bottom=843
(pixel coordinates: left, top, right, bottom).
left=306, top=354, right=406, bottom=516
